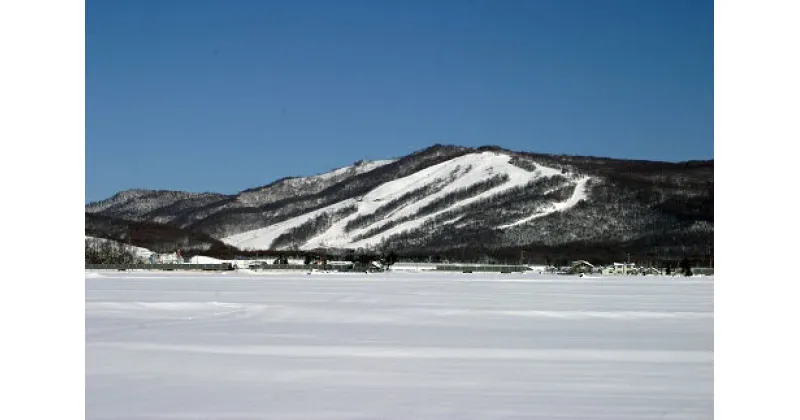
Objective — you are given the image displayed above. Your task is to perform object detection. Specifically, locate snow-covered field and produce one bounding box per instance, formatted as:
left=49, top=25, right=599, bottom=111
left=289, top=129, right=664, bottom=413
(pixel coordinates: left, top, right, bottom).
left=86, top=272, right=713, bottom=420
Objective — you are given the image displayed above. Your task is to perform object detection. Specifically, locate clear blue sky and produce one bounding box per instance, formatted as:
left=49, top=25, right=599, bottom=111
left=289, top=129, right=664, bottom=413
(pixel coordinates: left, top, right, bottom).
left=86, top=0, right=713, bottom=203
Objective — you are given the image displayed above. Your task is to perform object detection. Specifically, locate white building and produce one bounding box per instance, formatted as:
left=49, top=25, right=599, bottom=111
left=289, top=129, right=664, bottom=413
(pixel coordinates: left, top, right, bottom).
left=603, top=262, right=637, bottom=275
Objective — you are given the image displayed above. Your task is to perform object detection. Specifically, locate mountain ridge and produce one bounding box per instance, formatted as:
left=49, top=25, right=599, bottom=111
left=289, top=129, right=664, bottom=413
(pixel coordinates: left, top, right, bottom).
left=86, top=145, right=713, bottom=261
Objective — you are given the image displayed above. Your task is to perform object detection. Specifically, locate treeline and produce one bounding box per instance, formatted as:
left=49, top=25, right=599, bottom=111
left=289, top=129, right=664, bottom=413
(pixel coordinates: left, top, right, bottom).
left=195, top=238, right=712, bottom=269
left=85, top=213, right=239, bottom=255
left=218, top=247, right=399, bottom=269
left=390, top=238, right=713, bottom=268
left=85, top=239, right=142, bottom=264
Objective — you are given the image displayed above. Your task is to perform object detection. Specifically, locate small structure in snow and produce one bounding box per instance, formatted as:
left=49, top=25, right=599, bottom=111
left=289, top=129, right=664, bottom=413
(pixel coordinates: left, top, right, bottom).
left=569, top=260, right=595, bottom=274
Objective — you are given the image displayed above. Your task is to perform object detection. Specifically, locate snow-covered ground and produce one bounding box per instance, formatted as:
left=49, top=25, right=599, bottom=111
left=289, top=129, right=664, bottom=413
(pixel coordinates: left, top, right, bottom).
left=86, top=272, right=713, bottom=420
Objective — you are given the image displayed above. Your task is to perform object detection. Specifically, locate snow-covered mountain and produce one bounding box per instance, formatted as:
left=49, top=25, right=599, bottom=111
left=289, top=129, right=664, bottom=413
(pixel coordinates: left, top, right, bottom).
left=223, top=151, right=589, bottom=250
left=86, top=145, right=713, bottom=257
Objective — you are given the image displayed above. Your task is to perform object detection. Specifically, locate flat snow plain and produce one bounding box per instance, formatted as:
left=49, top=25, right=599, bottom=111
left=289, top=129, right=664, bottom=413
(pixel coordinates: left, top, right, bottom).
left=86, top=271, right=713, bottom=420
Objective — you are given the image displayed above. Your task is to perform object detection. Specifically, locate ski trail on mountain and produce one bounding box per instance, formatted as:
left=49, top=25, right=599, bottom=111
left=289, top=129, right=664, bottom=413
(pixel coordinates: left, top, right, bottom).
left=498, top=177, right=590, bottom=229
left=222, top=152, right=588, bottom=250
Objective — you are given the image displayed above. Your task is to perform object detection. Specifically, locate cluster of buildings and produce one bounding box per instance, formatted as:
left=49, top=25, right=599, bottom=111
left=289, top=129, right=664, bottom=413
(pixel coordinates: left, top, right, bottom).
left=545, top=261, right=663, bottom=275
left=126, top=250, right=711, bottom=276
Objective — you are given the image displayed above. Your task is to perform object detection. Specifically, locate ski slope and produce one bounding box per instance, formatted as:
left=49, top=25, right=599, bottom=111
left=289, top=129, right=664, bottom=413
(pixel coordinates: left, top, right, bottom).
left=498, top=176, right=591, bottom=229
left=223, top=152, right=590, bottom=250
left=222, top=198, right=359, bottom=250
left=86, top=271, right=713, bottom=420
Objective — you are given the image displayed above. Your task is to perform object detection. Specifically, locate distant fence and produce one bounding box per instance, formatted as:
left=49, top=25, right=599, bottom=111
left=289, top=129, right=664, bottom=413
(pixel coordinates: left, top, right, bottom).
left=85, top=264, right=234, bottom=271
left=436, top=264, right=528, bottom=273
left=251, top=263, right=383, bottom=272
left=253, top=264, right=321, bottom=271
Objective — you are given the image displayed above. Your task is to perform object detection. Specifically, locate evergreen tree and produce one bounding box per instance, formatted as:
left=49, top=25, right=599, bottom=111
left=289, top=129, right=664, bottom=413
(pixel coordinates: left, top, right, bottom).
left=679, top=257, right=693, bottom=277
left=381, top=251, right=398, bottom=270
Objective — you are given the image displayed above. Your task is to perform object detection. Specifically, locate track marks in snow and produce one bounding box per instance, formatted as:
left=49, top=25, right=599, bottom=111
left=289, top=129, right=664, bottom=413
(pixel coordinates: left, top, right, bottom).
left=86, top=273, right=713, bottom=420
left=88, top=342, right=712, bottom=363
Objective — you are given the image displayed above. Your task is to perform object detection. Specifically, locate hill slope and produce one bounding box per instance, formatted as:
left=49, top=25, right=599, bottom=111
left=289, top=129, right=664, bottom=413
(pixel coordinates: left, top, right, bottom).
left=85, top=213, right=239, bottom=257
left=86, top=145, right=713, bottom=261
